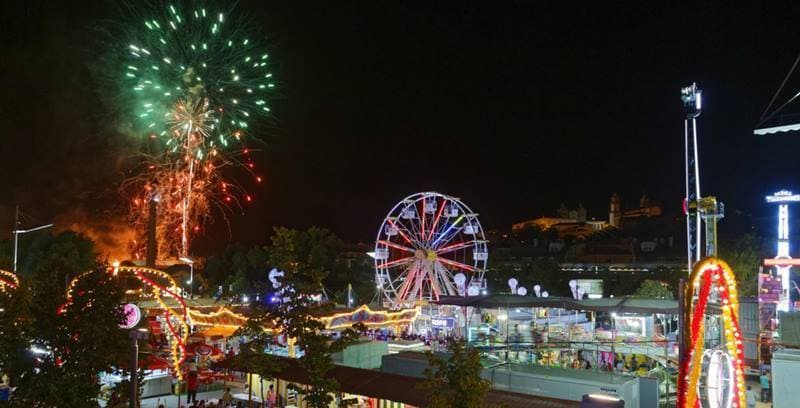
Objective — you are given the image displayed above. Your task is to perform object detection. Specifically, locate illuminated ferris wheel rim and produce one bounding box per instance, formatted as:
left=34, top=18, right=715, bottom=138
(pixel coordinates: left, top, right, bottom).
left=374, top=192, right=488, bottom=308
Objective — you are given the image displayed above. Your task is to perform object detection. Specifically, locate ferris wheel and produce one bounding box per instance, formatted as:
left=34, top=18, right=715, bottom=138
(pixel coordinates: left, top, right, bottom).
left=374, top=192, right=488, bottom=309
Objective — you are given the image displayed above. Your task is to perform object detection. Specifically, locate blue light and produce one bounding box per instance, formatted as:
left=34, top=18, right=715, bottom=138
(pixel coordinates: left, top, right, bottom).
left=431, top=215, right=464, bottom=247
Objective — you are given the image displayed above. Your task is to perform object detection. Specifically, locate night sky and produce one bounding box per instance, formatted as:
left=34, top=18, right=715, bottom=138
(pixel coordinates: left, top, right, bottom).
left=3, top=2, right=800, bottom=253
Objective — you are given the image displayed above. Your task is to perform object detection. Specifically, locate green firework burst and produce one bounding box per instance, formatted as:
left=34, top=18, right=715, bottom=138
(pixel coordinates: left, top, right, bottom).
left=119, top=2, right=275, bottom=155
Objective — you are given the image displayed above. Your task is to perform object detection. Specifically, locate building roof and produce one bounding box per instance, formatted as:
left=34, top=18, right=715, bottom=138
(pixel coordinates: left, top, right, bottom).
left=270, top=357, right=577, bottom=407
left=435, top=294, right=679, bottom=314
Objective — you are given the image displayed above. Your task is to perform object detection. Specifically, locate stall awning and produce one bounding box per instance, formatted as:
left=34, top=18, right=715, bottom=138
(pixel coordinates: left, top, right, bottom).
left=197, top=326, right=238, bottom=338
left=435, top=294, right=679, bottom=314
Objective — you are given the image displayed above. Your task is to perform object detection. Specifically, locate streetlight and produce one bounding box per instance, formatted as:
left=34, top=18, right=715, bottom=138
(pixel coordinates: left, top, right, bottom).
left=179, top=257, right=194, bottom=299
left=129, top=330, right=148, bottom=408
left=129, top=328, right=149, bottom=408
left=12, top=206, right=53, bottom=272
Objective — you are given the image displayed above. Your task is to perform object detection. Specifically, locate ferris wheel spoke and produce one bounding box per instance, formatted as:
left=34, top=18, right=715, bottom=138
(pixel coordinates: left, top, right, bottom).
left=436, top=240, right=478, bottom=256
left=398, top=201, right=424, bottom=241
left=431, top=215, right=466, bottom=249
left=409, top=264, right=426, bottom=302
left=387, top=218, right=422, bottom=248
left=395, top=263, right=416, bottom=302
left=377, top=256, right=413, bottom=270
left=420, top=197, right=426, bottom=240
left=392, top=215, right=424, bottom=247
left=428, top=265, right=444, bottom=301
left=400, top=262, right=422, bottom=302
left=432, top=225, right=463, bottom=250
left=434, top=261, right=458, bottom=296
left=436, top=257, right=477, bottom=272
left=426, top=198, right=446, bottom=242
left=377, top=240, right=415, bottom=253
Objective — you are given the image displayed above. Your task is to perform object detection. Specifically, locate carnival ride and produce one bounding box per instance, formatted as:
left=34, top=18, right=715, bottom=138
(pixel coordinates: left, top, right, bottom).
left=682, top=84, right=725, bottom=267
left=678, top=85, right=744, bottom=408
left=678, top=258, right=745, bottom=408
left=374, top=192, right=488, bottom=309
left=65, top=266, right=192, bottom=379
left=763, top=190, right=800, bottom=312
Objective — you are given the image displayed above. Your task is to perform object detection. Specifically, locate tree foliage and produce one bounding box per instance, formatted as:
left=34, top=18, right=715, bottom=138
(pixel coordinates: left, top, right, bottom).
left=203, top=243, right=269, bottom=296
left=419, top=341, right=493, bottom=408
left=237, top=227, right=364, bottom=408
left=719, top=233, right=763, bottom=297
left=0, top=233, right=128, bottom=407
left=633, top=279, right=674, bottom=299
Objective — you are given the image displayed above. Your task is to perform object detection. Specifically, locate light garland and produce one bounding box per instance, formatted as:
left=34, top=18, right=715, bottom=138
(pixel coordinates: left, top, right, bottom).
left=0, top=269, right=20, bottom=293
left=188, top=307, right=253, bottom=329
left=63, top=267, right=421, bottom=376
left=678, top=257, right=746, bottom=408
left=64, top=266, right=191, bottom=380
left=319, top=304, right=421, bottom=330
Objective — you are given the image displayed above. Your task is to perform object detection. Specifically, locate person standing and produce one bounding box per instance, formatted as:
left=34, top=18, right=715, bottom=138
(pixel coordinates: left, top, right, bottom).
left=267, top=384, right=277, bottom=408
left=221, top=387, right=234, bottom=406
left=746, top=385, right=757, bottom=408
left=187, top=370, right=199, bottom=405
left=760, top=371, right=771, bottom=402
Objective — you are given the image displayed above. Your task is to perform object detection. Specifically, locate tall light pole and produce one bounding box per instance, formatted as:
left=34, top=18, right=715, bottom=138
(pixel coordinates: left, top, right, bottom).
left=13, top=206, right=54, bottom=272
left=129, top=328, right=149, bottom=408
left=180, top=257, right=194, bottom=298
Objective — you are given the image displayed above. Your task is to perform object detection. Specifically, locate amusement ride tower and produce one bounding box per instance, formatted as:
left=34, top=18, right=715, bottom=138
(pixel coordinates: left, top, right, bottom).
left=682, top=84, right=725, bottom=267
left=764, top=190, right=800, bottom=312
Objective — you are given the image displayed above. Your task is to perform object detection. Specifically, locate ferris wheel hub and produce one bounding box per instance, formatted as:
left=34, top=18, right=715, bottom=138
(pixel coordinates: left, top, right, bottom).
left=426, top=249, right=437, bottom=261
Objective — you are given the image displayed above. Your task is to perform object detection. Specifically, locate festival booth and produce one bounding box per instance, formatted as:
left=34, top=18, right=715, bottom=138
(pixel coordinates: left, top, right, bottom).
left=436, top=294, right=680, bottom=404
left=64, top=264, right=423, bottom=401
left=138, top=300, right=419, bottom=399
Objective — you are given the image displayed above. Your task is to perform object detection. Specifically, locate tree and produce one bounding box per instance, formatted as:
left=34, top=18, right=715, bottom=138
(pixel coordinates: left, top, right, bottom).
left=238, top=227, right=364, bottom=408
left=719, top=233, right=763, bottom=297
left=633, top=279, right=674, bottom=299
left=0, top=271, right=29, bottom=389
left=419, top=340, right=493, bottom=408
left=1, top=232, right=129, bottom=407
left=229, top=317, right=283, bottom=387
left=204, top=243, right=269, bottom=296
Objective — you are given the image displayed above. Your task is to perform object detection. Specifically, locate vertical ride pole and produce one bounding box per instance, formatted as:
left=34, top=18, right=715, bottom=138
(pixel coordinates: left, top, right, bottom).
left=682, top=84, right=703, bottom=271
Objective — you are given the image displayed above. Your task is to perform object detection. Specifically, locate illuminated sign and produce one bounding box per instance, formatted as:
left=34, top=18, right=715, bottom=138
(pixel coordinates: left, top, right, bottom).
left=120, top=303, right=142, bottom=329
left=763, top=258, right=800, bottom=266
left=766, top=190, right=800, bottom=203
left=431, top=317, right=455, bottom=329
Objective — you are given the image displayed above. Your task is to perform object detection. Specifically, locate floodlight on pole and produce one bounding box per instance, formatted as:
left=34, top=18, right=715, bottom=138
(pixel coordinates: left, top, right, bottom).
left=13, top=206, right=54, bottom=272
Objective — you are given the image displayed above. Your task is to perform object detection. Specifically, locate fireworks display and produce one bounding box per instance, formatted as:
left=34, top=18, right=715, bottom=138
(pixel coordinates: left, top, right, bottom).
left=114, top=2, right=275, bottom=258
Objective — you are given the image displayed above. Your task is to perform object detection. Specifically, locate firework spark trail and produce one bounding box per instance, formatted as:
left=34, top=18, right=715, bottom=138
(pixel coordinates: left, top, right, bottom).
left=112, top=2, right=275, bottom=258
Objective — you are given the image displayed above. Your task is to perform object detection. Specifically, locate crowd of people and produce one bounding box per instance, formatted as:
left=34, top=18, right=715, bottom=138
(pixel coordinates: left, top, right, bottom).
left=360, top=328, right=456, bottom=350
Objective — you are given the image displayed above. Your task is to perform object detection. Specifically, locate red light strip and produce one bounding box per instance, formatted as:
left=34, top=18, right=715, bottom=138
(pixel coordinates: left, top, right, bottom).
left=387, top=218, right=415, bottom=246
left=427, top=199, right=446, bottom=242
left=420, top=198, right=425, bottom=240
left=437, top=240, right=476, bottom=255
left=377, top=240, right=415, bottom=253
left=436, top=257, right=477, bottom=272
left=0, top=277, right=17, bottom=289
left=0, top=270, right=19, bottom=289
left=764, top=258, right=800, bottom=266
left=377, top=256, right=413, bottom=269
